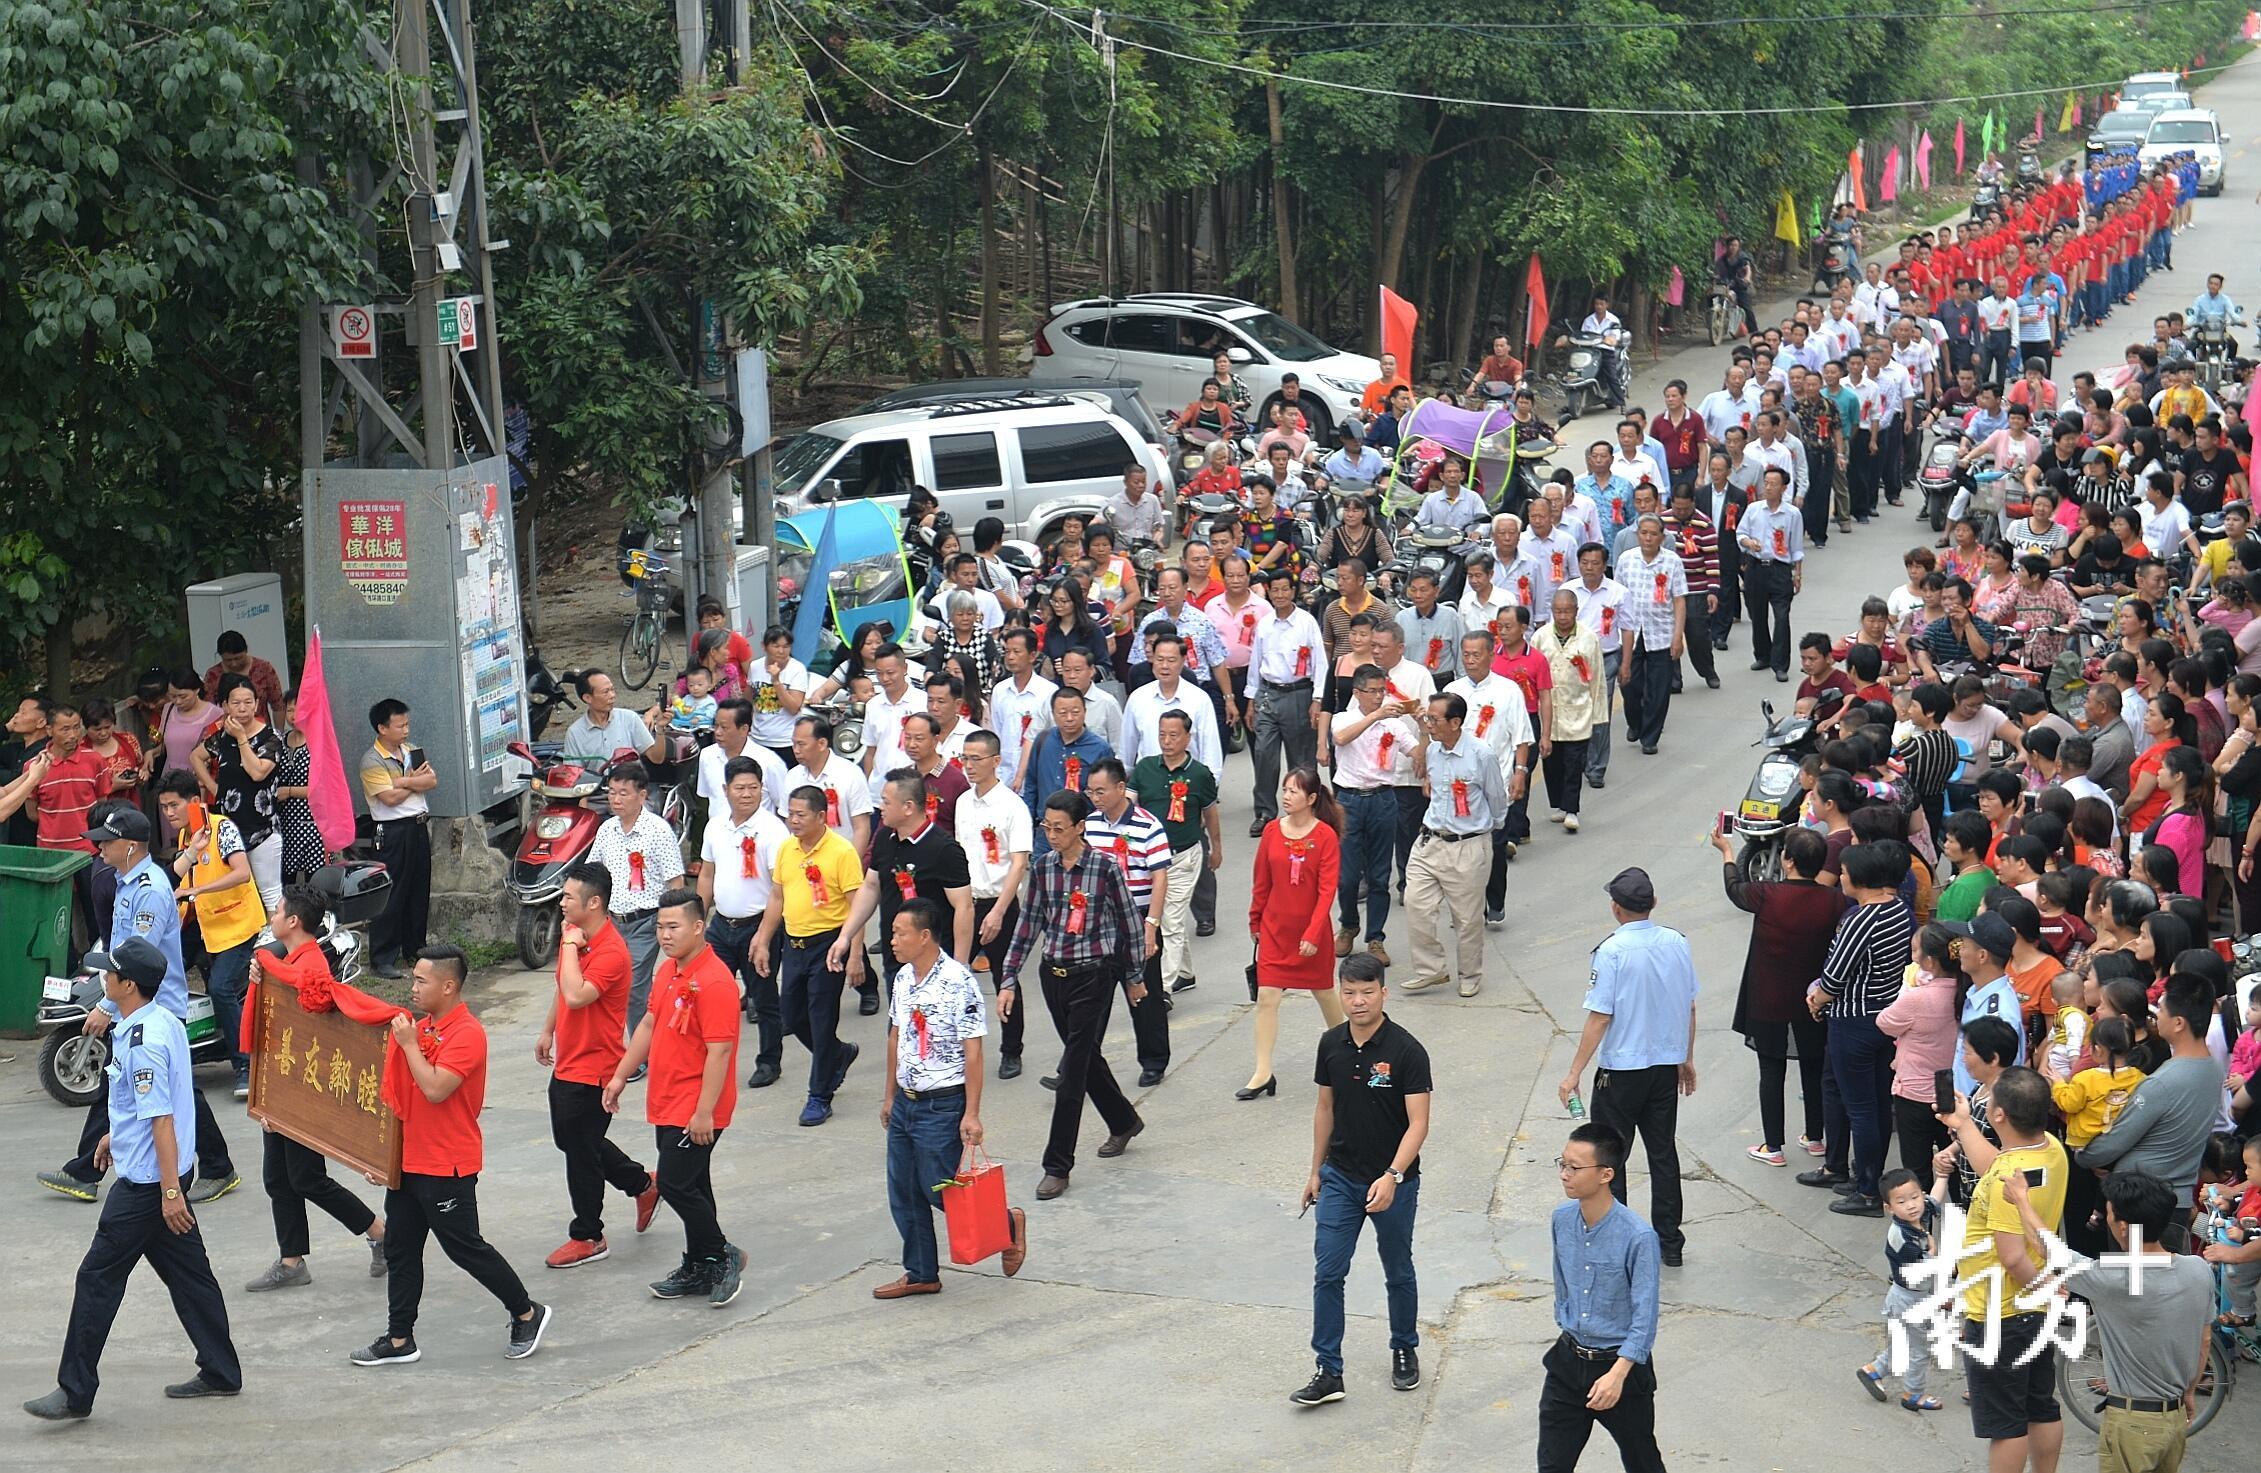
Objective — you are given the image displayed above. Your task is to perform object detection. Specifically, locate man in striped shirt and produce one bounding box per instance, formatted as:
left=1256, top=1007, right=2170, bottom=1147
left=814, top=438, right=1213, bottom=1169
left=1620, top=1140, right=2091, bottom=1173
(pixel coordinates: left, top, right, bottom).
left=1083, top=760, right=1173, bottom=1088
left=1661, top=485, right=1718, bottom=692
left=1002, top=790, right=1148, bottom=1200
left=1802, top=841, right=1914, bottom=1217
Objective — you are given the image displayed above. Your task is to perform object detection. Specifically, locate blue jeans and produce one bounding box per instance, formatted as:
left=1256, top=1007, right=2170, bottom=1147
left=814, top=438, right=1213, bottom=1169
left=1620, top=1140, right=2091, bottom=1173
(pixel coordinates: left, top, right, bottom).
left=886, top=1091, right=966, bottom=1284
left=1335, top=788, right=1396, bottom=942
left=1827, top=1013, right=1895, bottom=1199
left=778, top=932, right=846, bottom=1102
left=205, top=939, right=253, bottom=1077
left=1311, top=1162, right=1419, bottom=1375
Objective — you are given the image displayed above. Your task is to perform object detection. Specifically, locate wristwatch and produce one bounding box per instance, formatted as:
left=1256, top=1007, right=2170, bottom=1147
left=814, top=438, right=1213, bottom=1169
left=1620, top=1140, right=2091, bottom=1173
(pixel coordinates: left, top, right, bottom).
left=1388, top=1168, right=1405, bottom=1184
left=163, top=1187, right=182, bottom=1200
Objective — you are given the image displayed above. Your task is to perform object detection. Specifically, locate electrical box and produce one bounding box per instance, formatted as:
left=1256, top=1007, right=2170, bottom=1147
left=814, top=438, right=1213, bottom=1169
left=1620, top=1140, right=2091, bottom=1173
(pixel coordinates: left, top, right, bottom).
left=184, top=573, right=291, bottom=685
left=733, top=544, right=772, bottom=637
left=301, top=458, right=529, bottom=818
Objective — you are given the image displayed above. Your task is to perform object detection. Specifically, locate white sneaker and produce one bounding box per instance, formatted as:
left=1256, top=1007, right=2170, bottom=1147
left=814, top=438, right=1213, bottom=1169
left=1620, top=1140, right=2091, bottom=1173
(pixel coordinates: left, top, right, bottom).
left=1548, top=810, right=1566, bottom=825
left=1563, top=815, right=1580, bottom=834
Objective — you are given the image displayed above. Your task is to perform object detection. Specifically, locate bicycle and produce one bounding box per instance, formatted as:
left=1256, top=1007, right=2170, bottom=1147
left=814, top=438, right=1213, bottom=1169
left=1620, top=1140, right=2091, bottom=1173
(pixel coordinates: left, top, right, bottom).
left=618, top=548, right=675, bottom=691
left=2056, top=1215, right=2253, bottom=1438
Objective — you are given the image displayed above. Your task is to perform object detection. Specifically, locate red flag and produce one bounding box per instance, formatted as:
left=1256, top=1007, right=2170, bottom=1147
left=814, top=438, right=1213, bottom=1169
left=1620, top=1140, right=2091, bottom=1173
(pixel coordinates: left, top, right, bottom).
left=1953, top=119, right=1965, bottom=177
left=1849, top=145, right=1867, bottom=212
left=1523, top=253, right=1549, bottom=346
left=1379, top=286, right=1418, bottom=373
left=294, top=627, right=358, bottom=854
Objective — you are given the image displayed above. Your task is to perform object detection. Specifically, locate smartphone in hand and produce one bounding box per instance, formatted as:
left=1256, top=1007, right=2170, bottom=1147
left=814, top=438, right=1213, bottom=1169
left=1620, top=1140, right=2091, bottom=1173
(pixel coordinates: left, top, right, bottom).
left=1933, top=1068, right=1957, bottom=1116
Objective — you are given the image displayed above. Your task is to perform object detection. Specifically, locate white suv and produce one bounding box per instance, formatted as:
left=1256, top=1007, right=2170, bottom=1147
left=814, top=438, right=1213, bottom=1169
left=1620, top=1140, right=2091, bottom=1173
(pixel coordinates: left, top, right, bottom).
left=1033, top=293, right=1380, bottom=437
left=2140, top=110, right=2225, bottom=194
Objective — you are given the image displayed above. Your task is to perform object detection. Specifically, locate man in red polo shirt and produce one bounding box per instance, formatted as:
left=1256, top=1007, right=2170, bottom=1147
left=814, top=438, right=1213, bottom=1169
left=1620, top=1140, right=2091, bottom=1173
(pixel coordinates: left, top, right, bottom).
left=538, top=861, right=660, bottom=1269
left=18, top=705, right=112, bottom=962
left=605, top=888, right=743, bottom=1307
left=352, top=945, right=550, bottom=1366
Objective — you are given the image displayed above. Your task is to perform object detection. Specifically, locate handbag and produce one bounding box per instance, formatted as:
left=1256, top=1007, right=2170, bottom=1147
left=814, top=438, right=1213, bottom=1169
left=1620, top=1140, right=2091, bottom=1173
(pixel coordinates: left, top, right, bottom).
left=1246, top=943, right=1263, bottom=1002
left=939, top=1148, right=1013, bottom=1266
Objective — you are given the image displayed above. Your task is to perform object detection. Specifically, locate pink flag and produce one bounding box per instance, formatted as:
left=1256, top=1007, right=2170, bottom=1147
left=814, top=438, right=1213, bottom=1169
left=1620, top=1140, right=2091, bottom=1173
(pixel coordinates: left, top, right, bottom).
left=2246, top=11, right=2258, bottom=41
left=2246, top=374, right=2261, bottom=450
left=1880, top=145, right=1901, bottom=203
left=294, top=628, right=358, bottom=854
left=2072, top=97, right=2083, bottom=127
left=1665, top=265, right=1685, bottom=307
left=2033, top=105, right=2044, bottom=142
left=1915, top=131, right=1933, bottom=192
left=1953, top=119, right=1966, bottom=177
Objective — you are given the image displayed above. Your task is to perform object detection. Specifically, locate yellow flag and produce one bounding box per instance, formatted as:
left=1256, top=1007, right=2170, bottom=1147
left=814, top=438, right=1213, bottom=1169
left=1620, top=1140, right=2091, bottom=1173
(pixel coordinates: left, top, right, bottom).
left=1774, top=188, right=1801, bottom=247
left=2058, top=93, right=2077, bottom=132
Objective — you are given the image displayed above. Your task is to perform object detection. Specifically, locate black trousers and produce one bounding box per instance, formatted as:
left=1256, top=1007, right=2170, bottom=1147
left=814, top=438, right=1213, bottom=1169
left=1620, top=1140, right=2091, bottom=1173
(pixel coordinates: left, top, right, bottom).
left=1803, top=448, right=1838, bottom=543
left=264, top=1128, right=376, bottom=1259
left=1620, top=646, right=1676, bottom=749
left=1755, top=1014, right=1828, bottom=1151
left=68, top=1076, right=232, bottom=1183
left=371, top=816, right=431, bottom=968
left=1126, top=952, right=1170, bottom=1075
left=1677, top=597, right=1716, bottom=684
left=58, top=1180, right=242, bottom=1409
left=1591, top=1063, right=1685, bottom=1255
left=706, top=911, right=782, bottom=1071
left=549, top=1076, right=651, bottom=1243
left=1540, top=738, right=1591, bottom=817
left=1390, top=785, right=1426, bottom=889
left=1849, top=432, right=1884, bottom=520
left=1536, top=1337, right=1665, bottom=1473
left=971, top=896, right=1026, bottom=1058
left=1712, top=535, right=1741, bottom=642
left=1037, top=960, right=1139, bottom=1178
left=655, top=1125, right=727, bottom=1261
left=384, top=1172, right=532, bottom=1340
left=1893, top=1094, right=1949, bottom=1191
left=1744, top=560, right=1795, bottom=675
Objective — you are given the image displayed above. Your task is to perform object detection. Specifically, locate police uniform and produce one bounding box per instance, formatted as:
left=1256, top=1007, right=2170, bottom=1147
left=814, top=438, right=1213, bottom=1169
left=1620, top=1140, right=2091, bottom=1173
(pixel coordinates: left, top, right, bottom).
left=46, top=941, right=241, bottom=1414
left=56, top=826, right=235, bottom=1191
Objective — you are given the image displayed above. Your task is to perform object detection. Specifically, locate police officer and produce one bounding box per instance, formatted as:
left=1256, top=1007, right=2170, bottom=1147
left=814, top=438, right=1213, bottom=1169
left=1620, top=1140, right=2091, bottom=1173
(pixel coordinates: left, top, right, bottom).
left=38, top=808, right=239, bottom=1203
left=24, top=937, right=243, bottom=1419
left=1553, top=867, right=1699, bottom=1267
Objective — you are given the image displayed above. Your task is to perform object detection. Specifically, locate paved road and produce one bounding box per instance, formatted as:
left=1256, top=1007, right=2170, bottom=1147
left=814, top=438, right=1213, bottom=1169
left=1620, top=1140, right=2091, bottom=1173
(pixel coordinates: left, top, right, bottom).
left=8, top=66, right=2261, bottom=1473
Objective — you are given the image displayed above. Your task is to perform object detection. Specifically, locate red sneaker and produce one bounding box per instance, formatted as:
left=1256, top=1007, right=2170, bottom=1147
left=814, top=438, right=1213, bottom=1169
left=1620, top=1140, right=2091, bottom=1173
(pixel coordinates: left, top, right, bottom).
left=545, top=1237, right=609, bottom=1269
left=634, top=1178, right=662, bottom=1234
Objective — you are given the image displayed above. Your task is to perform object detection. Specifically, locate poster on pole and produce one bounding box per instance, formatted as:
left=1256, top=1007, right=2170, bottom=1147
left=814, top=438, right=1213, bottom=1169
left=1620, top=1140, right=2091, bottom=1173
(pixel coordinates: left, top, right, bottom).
left=330, top=305, right=377, bottom=360
left=338, top=500, right=409, bottom=606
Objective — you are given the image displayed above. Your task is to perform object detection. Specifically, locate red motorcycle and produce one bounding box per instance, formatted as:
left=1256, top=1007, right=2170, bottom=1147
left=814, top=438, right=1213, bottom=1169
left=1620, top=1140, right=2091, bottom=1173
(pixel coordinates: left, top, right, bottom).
left=504, top=739, right=689, bottom=969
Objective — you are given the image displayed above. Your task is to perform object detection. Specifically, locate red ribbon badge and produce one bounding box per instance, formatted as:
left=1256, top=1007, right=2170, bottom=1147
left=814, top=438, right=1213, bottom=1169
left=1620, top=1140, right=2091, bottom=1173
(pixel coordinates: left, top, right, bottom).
left=823, top=786, right=841, bottom=827
left=925, top=792, right=940, bottom=824
left=1654, top=571, right=1669, bottom=601
left=804, top=861, right=828, bottom=906
left=1112, top=834, right=1130, bottom=869
left=740, top=835, right=758, bottom=880
left=1386, top=679, right=1405, bottom=700
left=1294, top=644, right=1311, bottom=678
left=667, top=974, right=699, bottom=1035
left=910, top=1006, right=930, bottom=1059
left=1572, top=653, right=1592, bottom=682
left=1680, top=534, right=1698, bottom=559
left=1476, top=704, right=1495, bottom=739
left=1552, top=552, right=1566, bottom=580
left=1518, top=576, right=1532, bottom=606
left=1241, top=610, right=1258, bottom=635
left=1286, top=837, right=1309, bottom=885
left=1426, top=636, right=1444, bottom=668
left=1019, top=713, right=1033, bottom=739
left=1772, top=528, right=1789, bottom=558
left=1600, top=605, right=1616, bottom=637
left=1066, top=890, right=1088, bottom=935
left=1452, top=779, right=1471, bottom=818
left=894, top=866, right=917, bottom=901
left=982, top=826, right=1003, bottom=865
left=1064, top=756, right=1083, bottom=790
left=1168, top=779, right=1188, bottom=822
left=1377, top=730, right=1396, bottom=768
left=628, top=849, right=646, bottom=892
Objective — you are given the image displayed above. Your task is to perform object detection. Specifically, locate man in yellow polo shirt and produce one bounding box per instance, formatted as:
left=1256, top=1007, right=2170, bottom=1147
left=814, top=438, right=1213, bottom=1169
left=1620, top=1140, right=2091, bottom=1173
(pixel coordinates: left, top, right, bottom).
left=754, top=786, right=866, bottom=1127
left=1940, top=1066, right=2069, bottom=1469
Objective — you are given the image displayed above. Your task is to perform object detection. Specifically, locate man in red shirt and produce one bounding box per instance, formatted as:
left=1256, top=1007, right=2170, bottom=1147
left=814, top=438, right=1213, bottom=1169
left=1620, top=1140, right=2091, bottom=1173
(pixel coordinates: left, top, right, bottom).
left=351, top=945, right=551, bottom=1366
left=538, top=862, right=660, bottom=1269
left=606, top=888, right=743, bottom=1306
left=21, top=705, right=111, bottom=962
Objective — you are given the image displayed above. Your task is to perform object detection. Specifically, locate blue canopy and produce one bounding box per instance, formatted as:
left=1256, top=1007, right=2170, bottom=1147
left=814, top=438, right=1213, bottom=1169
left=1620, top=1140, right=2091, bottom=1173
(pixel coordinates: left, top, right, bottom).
left=777, top=501, right=915, bottom=662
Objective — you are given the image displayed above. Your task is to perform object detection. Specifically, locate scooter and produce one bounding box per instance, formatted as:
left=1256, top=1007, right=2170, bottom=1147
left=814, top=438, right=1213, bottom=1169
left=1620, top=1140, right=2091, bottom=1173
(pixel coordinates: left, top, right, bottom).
left=1810, top=249, right=1853, bottom=296
left=1916, top=425, right=1966, bottom=533
left=1390, top=523, right=1484, bottom=605
left=1552, top=333, right=1626, bottom=423
left=1707, top=283, right=1737, bottom=347
left=35, top=861, right=391, bottom=1107
left=504, top=742, right=687, bottom=970
left=1726, top=690, right=1842, bottom=884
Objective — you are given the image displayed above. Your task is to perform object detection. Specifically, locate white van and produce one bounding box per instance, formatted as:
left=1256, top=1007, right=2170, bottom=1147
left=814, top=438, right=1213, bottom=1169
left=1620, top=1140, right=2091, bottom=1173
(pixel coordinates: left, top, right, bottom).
left=769, top=395, right=1170, bottom=544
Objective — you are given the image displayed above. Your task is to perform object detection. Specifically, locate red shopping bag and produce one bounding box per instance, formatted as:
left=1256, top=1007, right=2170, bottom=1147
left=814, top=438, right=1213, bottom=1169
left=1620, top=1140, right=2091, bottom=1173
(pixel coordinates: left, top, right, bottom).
left=940, top=1151, right=1013, bottom=1265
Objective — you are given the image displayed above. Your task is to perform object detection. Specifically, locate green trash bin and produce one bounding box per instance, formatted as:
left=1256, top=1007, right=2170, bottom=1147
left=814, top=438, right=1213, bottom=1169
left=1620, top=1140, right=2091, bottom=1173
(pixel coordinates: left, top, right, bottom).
left=0, top=844, right=91, bottom=1036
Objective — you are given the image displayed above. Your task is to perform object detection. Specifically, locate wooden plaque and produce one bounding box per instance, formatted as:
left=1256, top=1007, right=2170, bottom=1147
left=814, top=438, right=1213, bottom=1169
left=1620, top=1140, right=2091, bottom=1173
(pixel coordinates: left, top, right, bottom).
left=246, top=983, right=404, bottom=1189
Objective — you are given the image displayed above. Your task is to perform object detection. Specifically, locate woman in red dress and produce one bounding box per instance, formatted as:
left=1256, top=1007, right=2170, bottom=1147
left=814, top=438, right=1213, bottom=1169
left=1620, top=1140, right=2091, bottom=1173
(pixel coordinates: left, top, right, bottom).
left=1242, top=767, right=1345, bottom=1099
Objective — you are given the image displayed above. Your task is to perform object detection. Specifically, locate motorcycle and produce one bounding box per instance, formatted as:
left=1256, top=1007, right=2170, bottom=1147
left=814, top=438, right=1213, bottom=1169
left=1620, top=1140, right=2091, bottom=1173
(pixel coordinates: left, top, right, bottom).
left=1727, top=691, right=1842, bottom=884
left=1916, top=424, right=1966, bottom=533
left=1389, top=522, right=1485, bottom=605
left=35, top=861, right=391, bottom=1107
left=2045, top=592, right=2117, bottom=720
left=2015, top=147, right=2042, bottom=186
left=524, top=650, right=583, bottom=742
left=1810, top=249, right=1852, bottom=297
left=503, top=742, right=688, bottom=970
left=1707, top=283, right=1736, bottom=347
left=2191, top=312, right=2242, bottom=392
left=1970, top=180, right=2002, bottom=217
left=1551, top=332, right=1627, bottom=423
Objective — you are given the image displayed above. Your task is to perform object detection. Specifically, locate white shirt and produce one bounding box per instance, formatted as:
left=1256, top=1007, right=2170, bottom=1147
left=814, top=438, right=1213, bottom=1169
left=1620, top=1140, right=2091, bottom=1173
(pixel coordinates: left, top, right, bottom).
left=1580, top=311, right=1624, bottom=345
left=1122, top=678, right=1222, bottom=770
left=1523, top=528, right=1582, bottom=611
left=1067, top=681, right=1124, bottom=753
left=786, top=751, right=873, bottom=844
left=701, top=805, right=790, bottom=918
left=1571, top=577, right=1628, bottom=655
left=1246, top=607, right=1326, bottom=700
left=1815, top=313, right=1860, bottom=360
left=2059, top=775, right=2121, bottom=844
left=1611, top=450, right=1667, bottom=494
left=1561, top=493, right=1607, bottom=550
left=586, top=808, right=685, bottom=915
left=1103, top=488, right=1167, bottom=544
left=1892, top=339, right=1937, bottom=387
left=1443, top=670, right=1536, bottom=782
left=2138, top=498, right=2191, bottom=559
left=1330, top=707, right=1419, bottom=788
left=1383, top=659, right=1436, bottom=711
left=1780, top=338, right=1825, bottom=375
left=1976, top=295, right=2015, bottom=332
left=1743, top=440, right=1799, bottom=502
left=986, top=672, right=1058, bottom=790
left=1458, top=585, right=1517, bottom=642
left=1417, top=486, right=1489, bottom=533
left=859, top=682, right=924, bottom=779
left=745, top=659, right=811, bottom=748
left=889, top=953, right=987, bottom=1093
left=955, top=778, right=1033, bottom=899
left=697, top=738, right=787, bottom=816
left=1697, top=387, right=1758, bottom=442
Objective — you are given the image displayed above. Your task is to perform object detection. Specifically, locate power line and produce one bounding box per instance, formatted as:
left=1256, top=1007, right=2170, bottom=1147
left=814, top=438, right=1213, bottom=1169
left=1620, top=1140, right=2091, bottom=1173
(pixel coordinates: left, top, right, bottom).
left=1102, top=0, right=2173, bottom=36
left=1021, top=0, right=2236, bottom=119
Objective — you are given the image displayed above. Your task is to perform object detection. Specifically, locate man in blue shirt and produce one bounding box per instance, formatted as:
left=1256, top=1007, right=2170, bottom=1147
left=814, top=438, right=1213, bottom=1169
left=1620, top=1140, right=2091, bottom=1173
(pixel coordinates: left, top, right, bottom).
left=1556, top=867, right=1698, bottom=1264
left=1320, top=421, right=1387, bottom=487
left=25, top=937, right=242, bottom=1420
left=1020, top=686, right=1112, bottom=852
left=40, top=808, right=238, bottom=1203
left=1542, top=1122, right=1664, bottom=1472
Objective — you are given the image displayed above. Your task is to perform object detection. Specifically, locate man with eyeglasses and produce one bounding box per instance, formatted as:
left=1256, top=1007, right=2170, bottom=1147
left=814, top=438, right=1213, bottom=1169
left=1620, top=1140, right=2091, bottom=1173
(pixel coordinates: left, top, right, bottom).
left=1541, top=1123, right=1665, bottom=1473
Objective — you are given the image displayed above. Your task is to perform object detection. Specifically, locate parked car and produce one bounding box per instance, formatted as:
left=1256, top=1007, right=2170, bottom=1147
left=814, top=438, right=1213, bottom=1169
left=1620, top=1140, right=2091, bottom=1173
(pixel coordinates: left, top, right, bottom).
left=1032, top=293, right=1381, bottom=436
left=769, top=396, right=1170, bottom=547
left=859, top=377, right=1174, bottom=458
left=2086, top=108, right=2155, bottom=157
left=2140, top=109, right=2226, bottom=194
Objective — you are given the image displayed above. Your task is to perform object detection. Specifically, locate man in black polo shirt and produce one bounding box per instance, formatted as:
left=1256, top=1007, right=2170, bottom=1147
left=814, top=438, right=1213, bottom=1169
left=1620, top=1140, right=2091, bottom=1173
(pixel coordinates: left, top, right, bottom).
left=1293, top=953, right=1433, bottom=1408
left=1128, top=709, right=1220, bottom=995
left=827, top=770, right=974, bottom=994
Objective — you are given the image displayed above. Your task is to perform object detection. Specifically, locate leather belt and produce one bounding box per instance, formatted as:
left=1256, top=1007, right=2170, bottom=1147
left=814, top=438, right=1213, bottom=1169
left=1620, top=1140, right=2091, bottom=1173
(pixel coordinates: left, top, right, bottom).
left=1421, top=828, right=1487, bottom=842
left=2102, top=1396, right=2176, bottom=1413
left=898, top=1083, right=967, bottom=1101
left=1557, top=1333, right=1622, bottom=1362
left=786, top=927, right=840, bottom=950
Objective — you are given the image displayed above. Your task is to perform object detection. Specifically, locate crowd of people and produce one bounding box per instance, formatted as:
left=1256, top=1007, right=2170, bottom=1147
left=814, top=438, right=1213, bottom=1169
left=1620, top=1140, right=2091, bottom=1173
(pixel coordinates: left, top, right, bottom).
left=15, top=138, right=2257, bottom=1473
